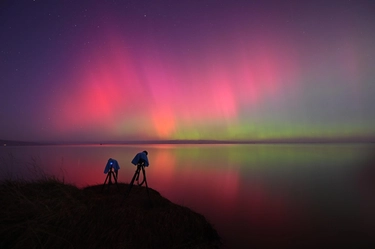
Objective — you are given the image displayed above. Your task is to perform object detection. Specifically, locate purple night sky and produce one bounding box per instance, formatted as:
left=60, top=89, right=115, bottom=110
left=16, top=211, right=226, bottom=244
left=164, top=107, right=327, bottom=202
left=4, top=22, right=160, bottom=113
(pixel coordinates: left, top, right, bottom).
left=1, top=0, right=375, bottom=142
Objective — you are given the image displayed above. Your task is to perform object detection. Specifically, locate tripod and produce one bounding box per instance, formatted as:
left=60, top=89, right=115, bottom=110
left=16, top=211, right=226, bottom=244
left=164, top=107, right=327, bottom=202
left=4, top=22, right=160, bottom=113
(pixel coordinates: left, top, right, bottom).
left=123, top=162, right=150, bottom=201
left=102, top=167, right=119, bottom=191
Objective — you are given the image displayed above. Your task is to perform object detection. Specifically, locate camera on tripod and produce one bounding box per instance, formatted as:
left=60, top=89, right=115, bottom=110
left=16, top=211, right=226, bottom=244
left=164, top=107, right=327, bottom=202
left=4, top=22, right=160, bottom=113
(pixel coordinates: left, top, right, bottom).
left=131, top=150, right=149, bottom=167
left=102, top=158, right=120, bottom=191
left=104, top=158, right=120, bottom=178
left=123, top=151, right=150, bottom=202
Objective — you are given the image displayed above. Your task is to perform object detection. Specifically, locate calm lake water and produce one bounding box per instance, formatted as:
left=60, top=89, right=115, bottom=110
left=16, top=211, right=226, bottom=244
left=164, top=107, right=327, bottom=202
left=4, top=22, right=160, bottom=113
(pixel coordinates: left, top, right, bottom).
left=1, top=143, right=375, bottom=248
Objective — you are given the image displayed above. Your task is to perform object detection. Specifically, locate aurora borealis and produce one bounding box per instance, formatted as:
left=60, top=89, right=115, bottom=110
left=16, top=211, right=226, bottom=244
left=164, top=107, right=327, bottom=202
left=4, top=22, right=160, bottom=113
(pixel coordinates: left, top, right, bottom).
left=1, top=0, right=375, bottom=142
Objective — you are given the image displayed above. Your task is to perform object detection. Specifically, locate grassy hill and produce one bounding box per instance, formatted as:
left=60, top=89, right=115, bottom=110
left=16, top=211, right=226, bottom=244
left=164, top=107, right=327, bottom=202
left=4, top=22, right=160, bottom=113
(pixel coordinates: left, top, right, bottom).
left=0, top=178, right=221, bottom=249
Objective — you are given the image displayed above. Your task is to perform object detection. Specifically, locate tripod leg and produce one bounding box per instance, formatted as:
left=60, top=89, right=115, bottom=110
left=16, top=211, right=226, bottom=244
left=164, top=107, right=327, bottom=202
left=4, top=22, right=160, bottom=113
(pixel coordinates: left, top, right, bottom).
left=142, top=167, right=150, bottom=201
left=113, top=171, right=119, bottom=191
left=102, top=173, right=110, bottom=191
left=123, top=167, right=140, bottom=201
left=136, top=169, right=141, bottom=185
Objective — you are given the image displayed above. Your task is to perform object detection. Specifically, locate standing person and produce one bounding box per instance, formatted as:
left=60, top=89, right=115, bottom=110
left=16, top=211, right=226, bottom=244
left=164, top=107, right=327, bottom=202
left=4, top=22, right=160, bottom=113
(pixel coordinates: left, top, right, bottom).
left=131, top=150, right=149, bottom=166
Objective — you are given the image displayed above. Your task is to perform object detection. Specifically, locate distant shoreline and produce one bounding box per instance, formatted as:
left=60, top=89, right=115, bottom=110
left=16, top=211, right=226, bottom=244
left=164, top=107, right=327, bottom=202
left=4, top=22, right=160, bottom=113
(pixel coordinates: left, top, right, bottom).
left=1, top=138, right=375, bottom=146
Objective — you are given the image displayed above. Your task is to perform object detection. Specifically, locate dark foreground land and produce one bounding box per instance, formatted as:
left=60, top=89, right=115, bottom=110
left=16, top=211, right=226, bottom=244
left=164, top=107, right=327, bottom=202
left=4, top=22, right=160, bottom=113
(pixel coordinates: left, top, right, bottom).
left=0, top=178, right=221, bottom=249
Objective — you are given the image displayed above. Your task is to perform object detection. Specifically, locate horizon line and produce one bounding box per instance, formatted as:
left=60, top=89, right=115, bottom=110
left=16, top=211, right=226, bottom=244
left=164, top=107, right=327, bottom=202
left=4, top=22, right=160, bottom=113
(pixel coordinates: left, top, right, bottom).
left=2, top=138, right=375, bottom=146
